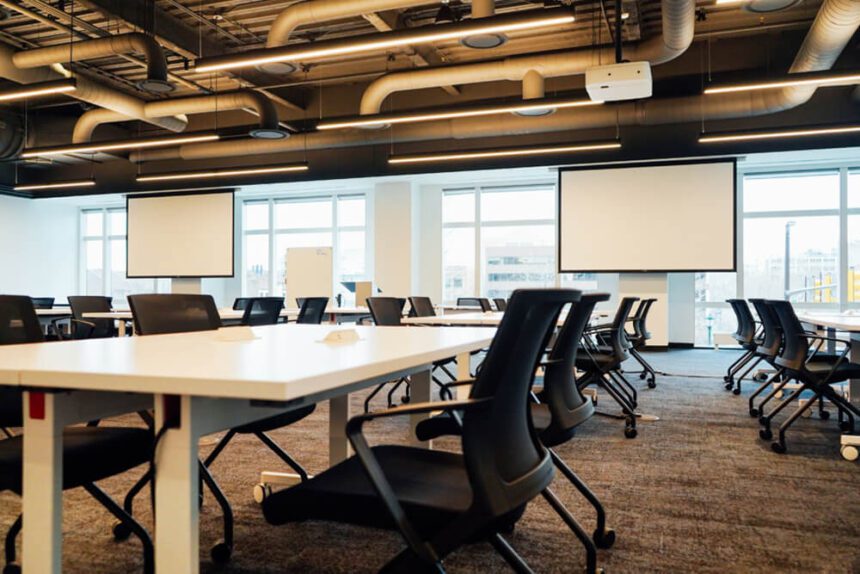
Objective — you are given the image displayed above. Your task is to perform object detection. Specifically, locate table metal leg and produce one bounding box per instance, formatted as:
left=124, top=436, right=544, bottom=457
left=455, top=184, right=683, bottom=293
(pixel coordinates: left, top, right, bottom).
left=118, top=320, right=127, bottom=337
left=456, top=351, right=472, bottom=400
left=409, top=369, right=432, bottom=447
left=329, top=394, right=352, bottom=465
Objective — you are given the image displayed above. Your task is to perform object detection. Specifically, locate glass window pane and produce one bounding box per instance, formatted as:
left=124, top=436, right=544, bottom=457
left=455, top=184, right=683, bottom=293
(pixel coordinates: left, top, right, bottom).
left=109, top=210, right=126, bottom=236
left=337, top=230, right=366, bottom=306
left=743, top=216, right=839, bottom=302
left=695, top=272, right=737, bottom=303
left=274, top=232, right=333, bottom=296
left=337, top=196, right=366, bottom=227
left=276, top=199, right=332, bottom=229
left=84, top=239, right=103, bottom=295
left=481, top=188, right=555, bottom=222
left=83, top=211, right=103, bottom=237
left=846, top=214, right=860, bottom=303
left=849, top=171, right=860, bottom=209
left=744, top=172, right=839, bottom=212
left=481, top=225, right=555, bottom=299
left=245, top=234, right=270, bottom=297
left=442, top=191, right=475, bottom=224
left=560, top=273, right=598, bottom=291
left=244, top=201, right=269, bottom=231
left=443, top=227, right=475, bottom=302
left=695, top=306, right=739, bottom=347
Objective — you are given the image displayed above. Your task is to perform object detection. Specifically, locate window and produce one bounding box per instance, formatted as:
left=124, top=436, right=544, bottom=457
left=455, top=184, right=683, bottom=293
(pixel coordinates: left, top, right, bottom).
left=242, top=194, right=368, bottom=304
left=79, top=208, right=156, bottom=304
left=441, top=185, right=556, bottom=302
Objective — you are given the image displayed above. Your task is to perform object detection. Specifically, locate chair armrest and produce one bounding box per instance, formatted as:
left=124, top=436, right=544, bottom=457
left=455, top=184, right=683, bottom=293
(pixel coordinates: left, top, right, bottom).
left=438, top=379, right=476, bottom=400
left=801, top=334, right=851, bottom=348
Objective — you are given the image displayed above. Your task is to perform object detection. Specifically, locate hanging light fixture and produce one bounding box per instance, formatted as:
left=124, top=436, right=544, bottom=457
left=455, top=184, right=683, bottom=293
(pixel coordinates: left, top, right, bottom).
left=704, top=69, right=860, bottom=95
left=21, top=133, right=220, bottom=158
left=136, top=164, right=309, bottom=183
left=0, top=79, right=77, bottom=102
left=14, top=179, right=95, bottom=191
left=389, top=141, right=621, bottom=164
left=699, top=125, right=860, bottom=143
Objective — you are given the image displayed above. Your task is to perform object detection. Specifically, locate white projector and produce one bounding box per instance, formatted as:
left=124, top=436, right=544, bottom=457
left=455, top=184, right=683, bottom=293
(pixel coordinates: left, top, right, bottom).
left=585, top=61, right=653, bottom=102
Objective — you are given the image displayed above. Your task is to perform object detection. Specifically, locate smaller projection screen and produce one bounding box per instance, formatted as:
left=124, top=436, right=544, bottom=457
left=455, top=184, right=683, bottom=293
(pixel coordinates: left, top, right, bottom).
left=127, top=191, right=234, bottom=278
left=559, top=160, right=736, bottom=273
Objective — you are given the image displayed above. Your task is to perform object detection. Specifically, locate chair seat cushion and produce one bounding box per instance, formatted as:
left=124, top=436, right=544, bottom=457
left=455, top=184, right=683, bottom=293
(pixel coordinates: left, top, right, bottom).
left=414, top=403, right=551, bottom=442
left=804, top=360, right=860, bottom=385
left=0, top=427, right=151, bottom=494
left=263, top=445, right=479, bottom=537
left=233, top=404, right=316, bottom=434
left=575, top=353, right=616, bottom=372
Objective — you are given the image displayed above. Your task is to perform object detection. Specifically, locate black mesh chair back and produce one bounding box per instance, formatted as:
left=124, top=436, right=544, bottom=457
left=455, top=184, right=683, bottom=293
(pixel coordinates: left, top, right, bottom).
left=408, top=296, right=436, bottom=318
left=727, top=299, right=756, bottom=346
left=232, top=297, right=252, bottom=311
left=541, top=293, right=608, bottom=447
left=30, top=297, right=54, bottom=309
left=770, top=300, right=811, bottom=373
left=630, top=299, right=655, bottom=339
left=240, top=297, right=284, bottom=326
left=297, top=297, right=329, bottom=324
left=607, top=296, right=639, bottom=358
left=493, top=298, right=508, bottom=311
left=749, top=299, right=782, bottom=359
left=463, top=288, right=579, bottom=511
left=68, top=296, right=115, bottom=339
left=367, top=297, right=403, bottom=326
left=0, top=296, right=43, bottom=427
left=457, top=297, right=493, bottom=312
left=128, top=294, right=222, bottom=335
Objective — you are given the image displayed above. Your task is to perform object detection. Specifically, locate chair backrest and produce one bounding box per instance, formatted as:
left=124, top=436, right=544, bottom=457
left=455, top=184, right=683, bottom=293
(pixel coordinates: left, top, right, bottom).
left=540, top=293, right=609, bottom=447
left=769, top=300, right=811, bottom=372
left=605, top=296, right=638, bottom=358
left=68, top=296, right=115, bottom=339
left=30, top=297, right=55, bottom=309
left=367, top=297, right=403, bottom=326
left=241, top=297, right=284, bottom=326
left=297, top=297, right=329, bottom=324
left=629, top=298, right=655, bottom=340
left=128, top=294, right=222, bottom=335
left=749, top=298, right=782, bottom=358
left=493, top=298, right=508, bottom=312
left=0, top=295, right=44, bottom=427
left=457, top=297, right=493, bottom=312
left=726, top=299, right=756, bottom=344
left=233, top=297, right=252, bottom=311
left=462, top=289, right=579, bottom=516
left=408, top=296, right=436, bottom=318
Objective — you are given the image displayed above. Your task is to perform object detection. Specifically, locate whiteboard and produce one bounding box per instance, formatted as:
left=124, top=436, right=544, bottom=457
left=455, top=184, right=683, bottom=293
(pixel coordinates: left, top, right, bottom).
left=127, top=191, right=234, bottom=278
left=285, top=247, right=333, bottom=307
left=559, top=160, right=736, bottom=272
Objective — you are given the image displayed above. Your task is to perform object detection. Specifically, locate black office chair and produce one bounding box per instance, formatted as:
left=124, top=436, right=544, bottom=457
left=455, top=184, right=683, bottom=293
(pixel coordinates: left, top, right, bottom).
left=240, top=297, right=284, bottom=326
left=262, top=289, right=597, bottom=573
left=0, top=295, right=154, bottom=574
left=29, top=297, right=54, bottom=309
left=232, top=297, right=252, bottom=311
left=623, top=298, right=657, bottom=388
left=577, top=297, right=640, bottom=438
left=123, top=294, right=315, bottom=564
left=364, top=297, right=412, bottom=412
left=62, top=296, right=116, bottom=339
left=296, top=297, right=329, bottom=324
left=760, top=300, right=858, bottom=454
left=746, top=299, right=788, bottom=417
left=408, top=296, right=436, bottom=318
left=724, top=299, right=759, bottom=391
left=493, top=298, right=508, bottom=311
left=457, top=297, right=493, bottom=312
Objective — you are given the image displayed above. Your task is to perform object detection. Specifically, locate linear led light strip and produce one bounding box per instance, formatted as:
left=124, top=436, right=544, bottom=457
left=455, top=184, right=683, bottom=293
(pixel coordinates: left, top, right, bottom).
left=196, top=14, right=575, bottom=72
left=699, top=125, right=860, bottom=143
left=705, top=72, right=860, bottom=94
left=0, top=79, right=77, bottom=102
left=14, top=180, right=95, bottom=191
left=137, top=164, right=309, bottom=183
left=21, top=134, right=220, bottom=158
left=389, top=142, right=621, bottom=165
left=318, top=98, right=603, bottom=130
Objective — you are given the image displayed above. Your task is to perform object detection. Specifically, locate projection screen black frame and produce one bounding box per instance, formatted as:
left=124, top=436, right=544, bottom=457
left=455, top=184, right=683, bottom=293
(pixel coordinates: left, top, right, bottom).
left=126, top=189, right=236, bottom=279
left=557, top=158, right=737, bottom=274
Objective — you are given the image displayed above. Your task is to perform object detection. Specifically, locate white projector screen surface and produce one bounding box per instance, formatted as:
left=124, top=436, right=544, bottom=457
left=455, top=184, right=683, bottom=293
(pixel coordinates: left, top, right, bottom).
left=127, top=191, right=234, bottom=278
left=559, top=161, right=735, bottom=272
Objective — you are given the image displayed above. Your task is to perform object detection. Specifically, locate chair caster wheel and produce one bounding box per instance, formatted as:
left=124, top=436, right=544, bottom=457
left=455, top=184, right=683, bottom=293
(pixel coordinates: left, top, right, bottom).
left=723, top=376, right=731, bottom=383
left=732, top=388, right=741, bottom=396
left=724, top=382, right=733, bottom=391
left=210, top=541, right=232, bottom=564
left=112, top=521, right=132, bottom=542
left=624, top=427, right=638, bottom=439
left=819, top=410, right=830, bottom=421
left=593, top=528, right=616, bottom=549
left=647, top=379, right=656, bottom=389
left=759, top=428, right=773, bottom=441
left=841, top=445, right=859, bottom=461
left=771, top=442, right=786, bottom=454
left=639, top=372, right=647, bottom=380
left=3, top=564, right=21, bottom=574
left=253, top=483, right=272, bottom=504
left=749, top=408, right=758, bottom=418
left=758, top=416, right=768, bottom=425
left=401, top=395, right=410, bottom=404
left=840, top=421, right=853, bottom=432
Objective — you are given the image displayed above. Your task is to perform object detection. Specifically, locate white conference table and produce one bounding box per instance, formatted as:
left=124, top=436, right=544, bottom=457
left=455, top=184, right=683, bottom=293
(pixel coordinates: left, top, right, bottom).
left=403, top=310, right=607, bottom=327
left=0, top=323, right=493, bottom=574
left=34, top=308, right=72, bottom=318
left=82, top=306, right=371, bottom=336
left=795, top=312, right=860, bottom=460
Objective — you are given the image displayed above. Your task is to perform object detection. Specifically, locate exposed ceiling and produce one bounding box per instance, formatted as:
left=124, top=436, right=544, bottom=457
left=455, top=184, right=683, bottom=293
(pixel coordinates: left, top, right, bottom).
left=0, top=0, right=856, bottom=197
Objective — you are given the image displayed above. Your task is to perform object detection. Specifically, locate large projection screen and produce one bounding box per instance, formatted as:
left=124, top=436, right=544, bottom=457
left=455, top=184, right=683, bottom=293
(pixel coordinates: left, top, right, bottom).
left=127, top=191, right=235, bottom=278
left=559, top=160, right=736, bottom=273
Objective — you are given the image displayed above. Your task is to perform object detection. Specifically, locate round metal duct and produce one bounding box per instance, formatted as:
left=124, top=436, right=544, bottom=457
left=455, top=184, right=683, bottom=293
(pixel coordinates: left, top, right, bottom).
left=744, top=0, right=803, bottom=13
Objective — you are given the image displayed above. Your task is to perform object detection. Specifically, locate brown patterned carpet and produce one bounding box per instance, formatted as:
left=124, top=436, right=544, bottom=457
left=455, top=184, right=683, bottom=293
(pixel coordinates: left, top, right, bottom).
left=1, top=350, right=858, bottom=573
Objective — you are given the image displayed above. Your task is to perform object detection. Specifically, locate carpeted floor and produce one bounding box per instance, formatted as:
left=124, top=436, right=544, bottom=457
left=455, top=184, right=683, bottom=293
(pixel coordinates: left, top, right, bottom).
left=1, top=349, right=858, bottom=573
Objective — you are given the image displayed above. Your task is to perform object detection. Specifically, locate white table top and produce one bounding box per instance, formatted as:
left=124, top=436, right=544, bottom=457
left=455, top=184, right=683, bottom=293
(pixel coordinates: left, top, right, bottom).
left=796, top=312, right=860, bottom=332
left=34, top=308, right=72, bottom=317
left=403, top=310, right=604, bottom=327
left=0, top=324, right=494, bottom=402
left=81, top=306, right=370, bottom=322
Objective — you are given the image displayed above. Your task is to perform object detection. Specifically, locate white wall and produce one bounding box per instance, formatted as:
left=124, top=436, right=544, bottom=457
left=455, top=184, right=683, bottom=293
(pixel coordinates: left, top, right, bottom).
left=668, top=273, right=695, bottom=345
left=0, top=195, right=78, bottom=301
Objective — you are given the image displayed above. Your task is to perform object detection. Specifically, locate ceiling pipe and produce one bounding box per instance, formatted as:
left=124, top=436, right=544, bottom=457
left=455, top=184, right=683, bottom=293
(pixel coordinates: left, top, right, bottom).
left=359, top=0, right=695, bottom=114
left=73, top=90, right=287, bottom=143
left=129, top=0, right=858, bottom=164
left=462, top=0, right=506, bottom=49
left=11, top=33, right=174, bottom=94
left=0, top=43, right=187, bottom=134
